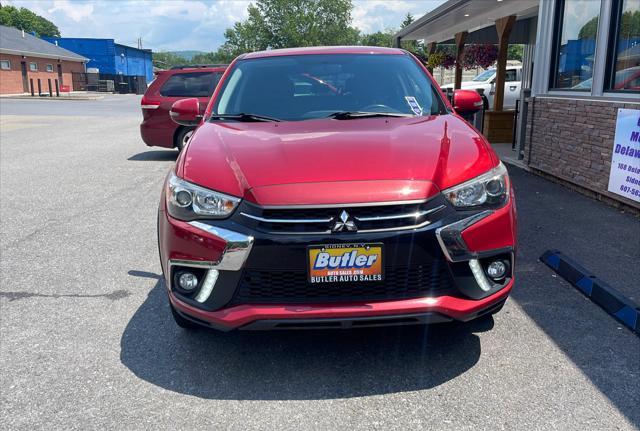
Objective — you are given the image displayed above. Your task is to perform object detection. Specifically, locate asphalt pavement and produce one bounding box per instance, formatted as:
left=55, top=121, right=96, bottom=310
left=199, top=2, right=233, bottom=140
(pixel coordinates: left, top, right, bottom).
left=1, top=95, right=638, bottom=430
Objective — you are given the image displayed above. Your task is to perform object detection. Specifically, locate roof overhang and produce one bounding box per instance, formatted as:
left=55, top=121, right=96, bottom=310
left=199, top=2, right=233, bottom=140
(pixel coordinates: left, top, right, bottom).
left=0, top=47, right=87, bottom=63
left=396, top=0, right=539, bottom=44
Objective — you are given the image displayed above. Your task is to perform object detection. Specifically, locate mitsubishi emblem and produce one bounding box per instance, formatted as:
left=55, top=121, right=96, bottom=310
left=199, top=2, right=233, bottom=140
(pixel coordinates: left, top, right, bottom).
left=332, top=210, right=357, bottom=232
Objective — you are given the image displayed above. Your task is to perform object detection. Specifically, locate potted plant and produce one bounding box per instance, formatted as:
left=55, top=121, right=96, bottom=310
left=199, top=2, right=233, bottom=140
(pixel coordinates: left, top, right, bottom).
left=461, top=44, right=498, bottom=69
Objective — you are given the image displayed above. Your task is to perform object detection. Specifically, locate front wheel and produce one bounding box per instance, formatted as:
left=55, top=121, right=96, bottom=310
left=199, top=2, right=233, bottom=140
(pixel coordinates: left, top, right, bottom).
left=174, top=127, right=194, bottom=152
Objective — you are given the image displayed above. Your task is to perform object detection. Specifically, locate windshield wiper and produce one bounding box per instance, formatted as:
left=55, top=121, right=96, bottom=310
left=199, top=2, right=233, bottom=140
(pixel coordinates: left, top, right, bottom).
left=210, top=113, right=281, bottom=122
left=326, top=111, right=415, bottom=120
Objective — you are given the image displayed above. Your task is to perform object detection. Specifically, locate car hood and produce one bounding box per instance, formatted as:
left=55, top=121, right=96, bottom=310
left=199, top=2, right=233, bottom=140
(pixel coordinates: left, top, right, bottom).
left=180, top=115, right=497, bottom=206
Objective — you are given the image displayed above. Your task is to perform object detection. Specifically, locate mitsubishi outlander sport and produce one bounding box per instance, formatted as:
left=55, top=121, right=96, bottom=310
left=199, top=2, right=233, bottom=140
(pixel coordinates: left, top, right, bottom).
left=158, top=46, right=517, bottom=331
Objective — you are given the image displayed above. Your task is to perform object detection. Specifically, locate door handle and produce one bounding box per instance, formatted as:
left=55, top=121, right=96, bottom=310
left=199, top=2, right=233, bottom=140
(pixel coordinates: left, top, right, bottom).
left=509, top=86, right=517, bottom=91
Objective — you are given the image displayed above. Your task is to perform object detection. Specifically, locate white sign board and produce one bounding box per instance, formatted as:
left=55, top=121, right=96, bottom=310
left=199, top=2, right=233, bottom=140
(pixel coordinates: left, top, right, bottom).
left=607, top=108, right=640, bottom=203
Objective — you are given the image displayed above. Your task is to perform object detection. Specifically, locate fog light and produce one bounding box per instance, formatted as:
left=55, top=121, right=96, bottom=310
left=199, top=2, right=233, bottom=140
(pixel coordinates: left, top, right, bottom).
left=178, top=272, right=199, bottom=291
left=486, top=260, right=507, bottom=280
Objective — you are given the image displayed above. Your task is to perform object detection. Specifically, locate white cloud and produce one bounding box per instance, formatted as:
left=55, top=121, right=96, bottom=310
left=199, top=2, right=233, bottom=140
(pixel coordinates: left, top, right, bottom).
left=207, top=0, right=251, bottom=24
left=352, top=0, right=445, bottom=33
left=48, top=0, right=94, bottom=23
left=149, top=1, right=209, bottom=21
left=6, top=0, right=445, bottom=51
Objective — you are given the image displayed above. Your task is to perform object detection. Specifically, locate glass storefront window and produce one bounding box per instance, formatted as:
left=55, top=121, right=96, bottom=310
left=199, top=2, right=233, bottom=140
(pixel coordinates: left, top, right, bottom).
left=551, top=0, right=602, bottom=90
left=607, top=0, right=640, bottom=92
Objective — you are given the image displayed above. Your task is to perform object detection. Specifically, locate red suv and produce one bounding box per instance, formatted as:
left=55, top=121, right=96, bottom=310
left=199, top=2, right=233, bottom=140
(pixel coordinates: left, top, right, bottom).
left=158, top=47, right=517, bottom=331
left=140, top=64, right=226, bottom=151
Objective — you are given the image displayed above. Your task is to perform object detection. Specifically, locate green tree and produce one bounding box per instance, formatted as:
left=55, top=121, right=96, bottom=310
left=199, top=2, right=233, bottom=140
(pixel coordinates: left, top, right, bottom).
left=360, top=30, right=394, bottom=47
left=191, top=51, right=233, bottom=65
left=152, top=52, right=188, bottom=69
left=219, top=0, right=359, bottom=57
left=578, top=10, right=639, bottom=40
left=399, top=13, right=419, bottom=54
left=0, top=5, right=60, bottom=37
left=358, top=13, right=424, bottom=59
left=578, top=16, right=599, bottom=39
left=620, top=10, right=640, bottom=38
left=507, top=44, right=524, bottom=61
left=217, top=4, right=270, bottom=60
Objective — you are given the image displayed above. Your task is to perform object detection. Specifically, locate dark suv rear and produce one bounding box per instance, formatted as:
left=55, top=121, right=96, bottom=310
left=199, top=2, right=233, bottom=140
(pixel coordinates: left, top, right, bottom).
left=140, top=64, right=226, bottom=150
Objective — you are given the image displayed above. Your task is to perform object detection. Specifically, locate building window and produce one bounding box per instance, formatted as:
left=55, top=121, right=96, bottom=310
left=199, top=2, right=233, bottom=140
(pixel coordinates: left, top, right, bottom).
left=46, top=64, right=54, bottom=72
left=606, top=0, right=640, bottom=92
left=550, top=0, right=602, bottom=90
left=0, top=60, right=10, bottom=70
left=29, top=62, right=38, bottom=71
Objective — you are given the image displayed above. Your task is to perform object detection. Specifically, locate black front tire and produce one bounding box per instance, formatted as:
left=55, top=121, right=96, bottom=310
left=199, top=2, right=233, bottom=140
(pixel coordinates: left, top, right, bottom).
left=174, top=127, right=195, bottom=152
left=170, top=303, right=200, bottom=330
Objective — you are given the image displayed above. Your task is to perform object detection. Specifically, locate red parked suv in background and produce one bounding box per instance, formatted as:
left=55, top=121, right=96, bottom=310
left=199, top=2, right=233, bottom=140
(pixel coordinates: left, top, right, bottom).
left=158, top=47, right=517, bottom=331
left=140, top=64, right=226, bottom=151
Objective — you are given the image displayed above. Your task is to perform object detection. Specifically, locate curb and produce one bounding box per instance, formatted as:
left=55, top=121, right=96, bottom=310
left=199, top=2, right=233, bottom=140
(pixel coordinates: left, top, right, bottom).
left=540, top=250, right=639, bottom=335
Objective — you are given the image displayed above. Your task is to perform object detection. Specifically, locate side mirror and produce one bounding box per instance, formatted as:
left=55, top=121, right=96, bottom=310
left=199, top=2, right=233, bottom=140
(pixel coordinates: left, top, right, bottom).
left=452, top=89, right=483, bottom=114
left=170, top=98, right=201, bottom=126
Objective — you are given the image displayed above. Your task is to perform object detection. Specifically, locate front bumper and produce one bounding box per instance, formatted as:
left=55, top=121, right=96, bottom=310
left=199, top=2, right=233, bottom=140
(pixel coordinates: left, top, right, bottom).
left=159, top=195, right=516, bottom=331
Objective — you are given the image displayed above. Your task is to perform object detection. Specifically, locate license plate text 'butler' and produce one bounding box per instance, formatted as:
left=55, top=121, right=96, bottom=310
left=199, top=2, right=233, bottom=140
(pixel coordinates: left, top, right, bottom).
left=308, top=244, right=384, bottom=283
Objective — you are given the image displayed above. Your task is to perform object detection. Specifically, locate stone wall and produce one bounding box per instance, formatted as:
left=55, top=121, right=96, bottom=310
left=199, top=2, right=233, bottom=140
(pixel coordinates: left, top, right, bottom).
left=524, top=96, right=640, bottom=210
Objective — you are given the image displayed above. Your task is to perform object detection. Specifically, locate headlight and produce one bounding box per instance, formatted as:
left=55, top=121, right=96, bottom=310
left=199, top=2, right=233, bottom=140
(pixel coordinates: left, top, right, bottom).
left=165, top=171, right=241, bottom=220
left=442, top=163, right=509, bottom=209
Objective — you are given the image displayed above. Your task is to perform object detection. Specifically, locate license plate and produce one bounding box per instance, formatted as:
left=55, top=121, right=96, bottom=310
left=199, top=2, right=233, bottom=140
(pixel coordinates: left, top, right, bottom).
left=307, top=243, right=383, bottom=284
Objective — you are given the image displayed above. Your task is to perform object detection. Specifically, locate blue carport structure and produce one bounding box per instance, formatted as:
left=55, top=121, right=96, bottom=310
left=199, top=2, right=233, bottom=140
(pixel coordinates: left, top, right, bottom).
left=42, top=37, right=153, bottom=90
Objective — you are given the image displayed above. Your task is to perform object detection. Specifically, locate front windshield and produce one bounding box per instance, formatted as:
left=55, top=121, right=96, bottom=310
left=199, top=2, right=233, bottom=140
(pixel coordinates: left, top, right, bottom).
left=213, top=54, right=446, bottom=121
left=472, top=69, right=496, bottom=82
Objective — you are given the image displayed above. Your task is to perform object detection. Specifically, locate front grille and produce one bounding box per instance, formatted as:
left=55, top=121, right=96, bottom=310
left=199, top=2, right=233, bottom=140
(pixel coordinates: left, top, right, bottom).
left=230, top=263, right=457, bottom=305
left=240, top=201, right=446, bottom=234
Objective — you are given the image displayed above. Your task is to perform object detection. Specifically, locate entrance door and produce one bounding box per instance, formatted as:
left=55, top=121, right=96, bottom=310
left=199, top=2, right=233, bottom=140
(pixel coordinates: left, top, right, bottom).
left=57, top=64, right=63, bottom=85
left=20, top=61, right=29, bottom=92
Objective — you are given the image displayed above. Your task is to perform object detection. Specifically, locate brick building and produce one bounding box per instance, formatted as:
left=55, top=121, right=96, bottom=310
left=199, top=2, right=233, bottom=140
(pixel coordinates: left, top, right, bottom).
left=0, top=25, right=87, bottom=95
left=397, top=0, right=640, bottom=211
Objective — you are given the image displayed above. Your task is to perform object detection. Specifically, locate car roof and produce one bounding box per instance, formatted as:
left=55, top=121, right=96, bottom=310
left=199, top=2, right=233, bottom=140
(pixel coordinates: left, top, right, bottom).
left=156, top=65, right=227, bottom=75
left=239, top=46, right=406, bottom=60
left=170, top=64, right=228, bottom=70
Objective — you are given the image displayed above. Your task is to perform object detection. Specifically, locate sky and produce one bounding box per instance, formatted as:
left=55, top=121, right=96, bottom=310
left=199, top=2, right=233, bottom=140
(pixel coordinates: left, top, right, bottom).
left=4, top=0, right=447, bottom=52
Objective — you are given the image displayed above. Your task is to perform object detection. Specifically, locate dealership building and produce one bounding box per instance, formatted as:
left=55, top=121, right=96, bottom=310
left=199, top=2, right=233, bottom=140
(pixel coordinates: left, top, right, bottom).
left=396, top=0, right=640, bottom=211
left=0, top=25, right=87, bottom=95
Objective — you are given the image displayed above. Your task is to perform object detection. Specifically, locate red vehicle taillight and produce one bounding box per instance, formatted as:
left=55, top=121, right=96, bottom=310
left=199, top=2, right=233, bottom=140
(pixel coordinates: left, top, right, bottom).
left=141, top=96, right=160, bottom=110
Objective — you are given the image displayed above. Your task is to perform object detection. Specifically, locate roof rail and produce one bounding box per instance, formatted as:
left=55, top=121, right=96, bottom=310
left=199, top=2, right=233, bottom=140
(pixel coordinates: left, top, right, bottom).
left=170, top=64, right=228, bottom=70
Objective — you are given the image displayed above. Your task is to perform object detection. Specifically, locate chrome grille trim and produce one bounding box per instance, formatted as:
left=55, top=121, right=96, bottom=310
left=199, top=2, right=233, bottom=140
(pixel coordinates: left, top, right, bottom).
left=354, top=205, right=445, bottom=221
left=239, top=199, right=448, bottom=234
left=243, top=220, right=435, bottom=235
left=355, top=219, right=433, bottom=233
left=240, top=213, right=333, bottom=224
left=250, top=198, right=430, bottom=210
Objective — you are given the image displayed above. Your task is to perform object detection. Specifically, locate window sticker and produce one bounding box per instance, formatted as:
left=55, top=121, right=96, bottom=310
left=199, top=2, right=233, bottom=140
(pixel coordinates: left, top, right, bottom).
left=405, top=96, right=422, bottom=115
